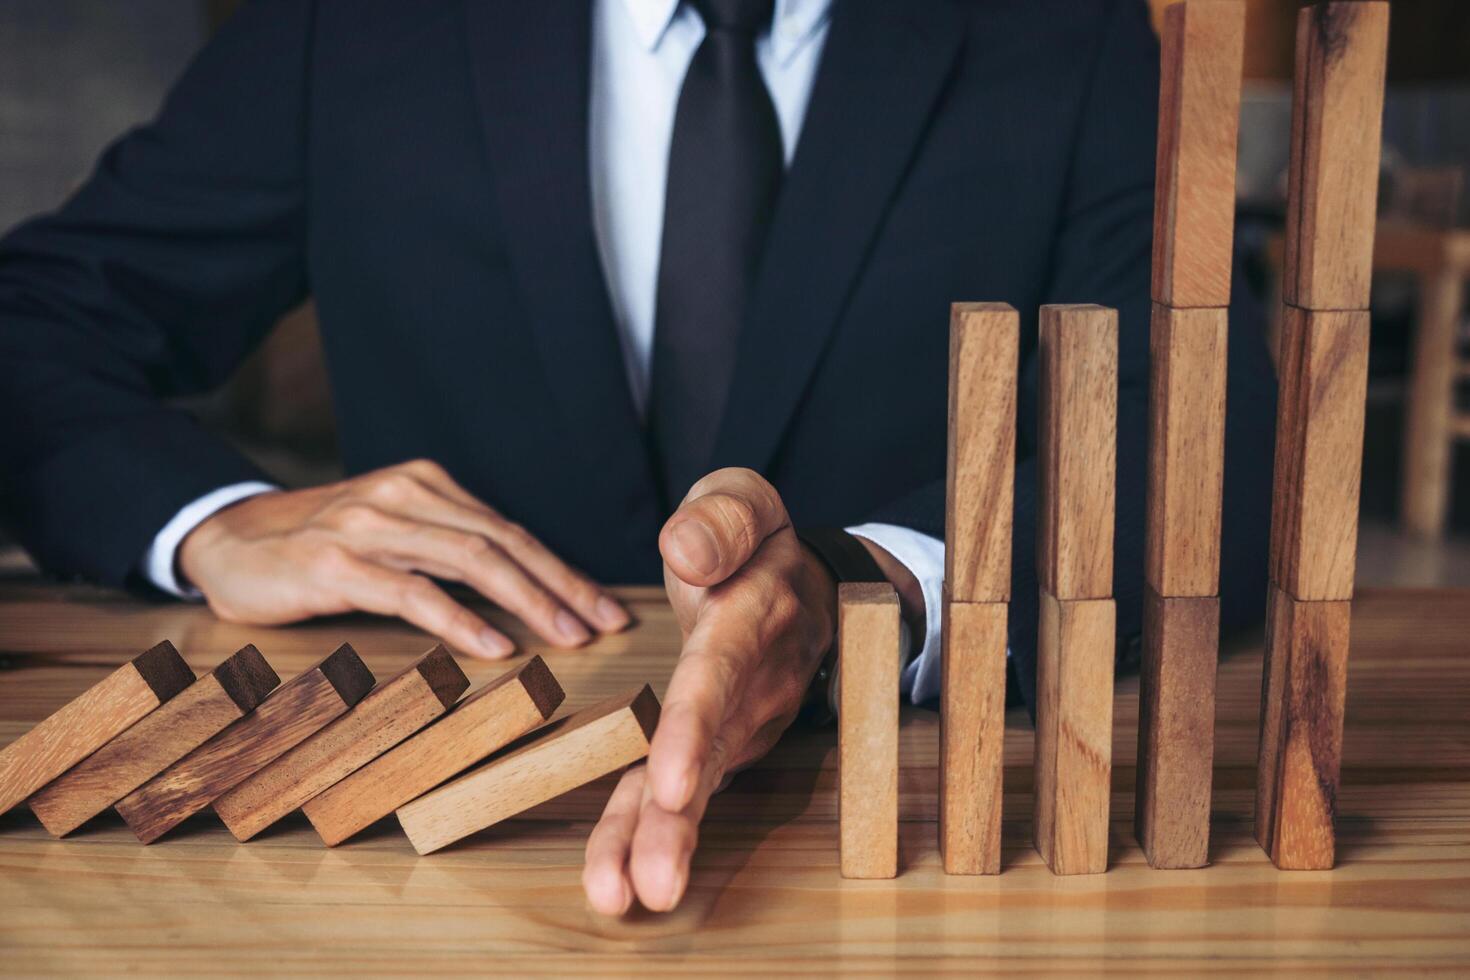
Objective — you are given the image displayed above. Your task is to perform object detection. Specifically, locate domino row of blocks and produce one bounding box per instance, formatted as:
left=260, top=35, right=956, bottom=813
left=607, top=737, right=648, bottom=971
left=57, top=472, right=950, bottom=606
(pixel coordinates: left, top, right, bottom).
left=0, top=641, right=661, bottom=854
left=838, top=0, right=1387, bottom=879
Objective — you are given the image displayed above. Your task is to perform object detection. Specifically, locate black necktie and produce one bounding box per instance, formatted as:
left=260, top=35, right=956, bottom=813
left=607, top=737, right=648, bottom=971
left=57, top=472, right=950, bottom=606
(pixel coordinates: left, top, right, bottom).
left=650, top=0, right=783, bottom=508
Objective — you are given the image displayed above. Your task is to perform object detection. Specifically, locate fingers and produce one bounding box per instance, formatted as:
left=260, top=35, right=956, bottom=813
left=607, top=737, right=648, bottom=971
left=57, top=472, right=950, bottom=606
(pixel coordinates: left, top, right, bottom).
left=584, top=764, right=707, bottom=916
left=660, top=468, right=789, bottom=588
left=583, top=765, right=645, bottom=916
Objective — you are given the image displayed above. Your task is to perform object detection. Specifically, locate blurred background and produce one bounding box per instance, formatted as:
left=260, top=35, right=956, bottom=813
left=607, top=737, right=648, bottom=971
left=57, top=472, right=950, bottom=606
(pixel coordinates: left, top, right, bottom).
left=2, top=0, right=1467, bottom=584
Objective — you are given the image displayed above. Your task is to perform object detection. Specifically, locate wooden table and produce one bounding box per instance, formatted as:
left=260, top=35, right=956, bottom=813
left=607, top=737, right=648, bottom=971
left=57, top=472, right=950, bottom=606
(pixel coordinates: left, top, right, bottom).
left=2, top=582, right=1467, bottom=973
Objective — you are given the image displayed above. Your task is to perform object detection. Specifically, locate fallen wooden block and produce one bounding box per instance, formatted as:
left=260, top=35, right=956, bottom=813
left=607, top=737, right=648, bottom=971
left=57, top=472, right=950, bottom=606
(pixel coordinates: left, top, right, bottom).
left=1033, top=588, right=1114, bottom=876
left=838, top=582, right=900, bottom=879
left=1037, top=304, right=1117, bottom=601
left=1269, top=306, right=1370, bottom=601
left=0, top=641, right=194, bottom=814
left=29, top=646, right=277, bottom=837
left=1135, top=587, right=1219, bottom=869
left=213, top=645, right=467, bottom=842
left=945, top=302, right=1018, bottom=603
left=1256, top=584, right=1351, bottom=870
left=397, top=685, right=660, bottom=855
left=117, top=643, right=375, bottom=843
left=1145, top=304, right=1228, bottom=597
left=1151, top=0, right=1245, bottom=308
left=939, top=592, right=1006, bottom=875
left=1282, top=1, right=1389, bottom=311
left=303, top=656, right=564, bottom=846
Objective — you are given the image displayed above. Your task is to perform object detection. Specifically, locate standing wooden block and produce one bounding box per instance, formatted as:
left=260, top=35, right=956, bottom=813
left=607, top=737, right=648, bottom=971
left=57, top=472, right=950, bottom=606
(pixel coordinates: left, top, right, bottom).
left=939, top=593, right=1006, bottom=875
left=1255, top=584, right=1350, bottom=870
left=1269, top=306, right=1370, bottom=601
left=29, top=646, right=277, bottom=837
left=1032, top=588, right=1114, bottom=876
left=1282, top=1, right=1389, bottom=311
left=1135, top=587, right=1219, bottom=869
left=214, top=645, right=467, bottom=842
left=1037, top=304, right=1117, bottom=600
left=303, top=656, right=564, bottom=846
left=117, top=644, right=375, bottom=843
left=1151, top=0, right=1245, bottom=308
left=0, top=641, right=194, bottom=814
left=396, top=685, right=660, bottom=855
left=945, top=302, right=1018, bottom=602
left=1145, top=304, right=1228, bottom=596
left=838, top=582, right=900, bottom=879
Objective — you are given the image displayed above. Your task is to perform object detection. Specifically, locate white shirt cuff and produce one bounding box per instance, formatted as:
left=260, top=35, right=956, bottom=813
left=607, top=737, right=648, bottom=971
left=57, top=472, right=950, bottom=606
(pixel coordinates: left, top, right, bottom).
left=142, top=481, right=280, bottom=598
left=845, top=522, right=945, bottom=705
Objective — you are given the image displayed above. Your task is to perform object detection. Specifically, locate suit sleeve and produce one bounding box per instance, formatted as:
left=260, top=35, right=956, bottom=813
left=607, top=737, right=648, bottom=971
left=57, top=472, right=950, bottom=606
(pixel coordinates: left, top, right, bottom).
left=0, top=0, right=314, bottom=587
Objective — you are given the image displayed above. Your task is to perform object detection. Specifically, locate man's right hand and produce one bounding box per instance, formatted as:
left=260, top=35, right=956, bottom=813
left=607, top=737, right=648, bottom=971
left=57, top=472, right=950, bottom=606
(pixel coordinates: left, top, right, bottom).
left=177, top=459, right=629, bottom=659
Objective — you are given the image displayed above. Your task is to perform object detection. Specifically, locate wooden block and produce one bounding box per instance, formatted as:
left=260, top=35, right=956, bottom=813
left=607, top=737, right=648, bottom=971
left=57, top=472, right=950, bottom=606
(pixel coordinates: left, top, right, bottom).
left=838, top=582, right=900, bottom=879
left=303, top=656, right=564, bottom=846
left=1269, top=305, right=1370, bottom=601
left=1255, top=583, right=1351, bottom=870
left=1032, top=588, right=1114, bottom=876
left=396, top=685, right=660, bottom=855
left=1282, top=1, right=1389, bottom=311
left=1145, top=304, right=1228, bottom=596
left=213, top=645, right=467, bottom=842
left=1037, top=304, right=1117, bottom=600
left=0, top=641, right=194, bottom=814
left=29, top=646, right=277, bottom=837
left=1151, top=0, right=1245, bottom=308
left=939, top=592, right=1006, bottom=875
left=945, top=302, right=1019, bottom=602
left=117, top=643, right=375, bottom=843
left=1135, top=587, right=1219, bottom=869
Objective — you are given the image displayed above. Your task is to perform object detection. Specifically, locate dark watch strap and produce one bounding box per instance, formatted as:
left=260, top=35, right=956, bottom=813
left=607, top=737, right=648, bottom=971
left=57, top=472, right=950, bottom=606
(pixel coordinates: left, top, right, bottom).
left=794, top=528, right=885, bottom=728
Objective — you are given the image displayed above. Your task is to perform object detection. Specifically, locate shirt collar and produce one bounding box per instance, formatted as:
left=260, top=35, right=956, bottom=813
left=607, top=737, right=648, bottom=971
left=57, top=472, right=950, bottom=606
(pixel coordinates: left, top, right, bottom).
left=621, top=0, right=832, bottom=65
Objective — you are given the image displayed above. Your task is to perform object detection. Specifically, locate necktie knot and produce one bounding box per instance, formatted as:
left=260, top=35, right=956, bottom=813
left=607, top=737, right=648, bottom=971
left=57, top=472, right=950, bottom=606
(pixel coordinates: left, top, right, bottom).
left=692, top=0, right=775, bottom=36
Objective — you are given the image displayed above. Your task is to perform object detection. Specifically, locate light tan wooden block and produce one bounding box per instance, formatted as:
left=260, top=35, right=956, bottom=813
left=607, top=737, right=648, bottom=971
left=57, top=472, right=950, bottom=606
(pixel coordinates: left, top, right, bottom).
left=29, top=646, right=277, bottom=836
left=1255, top=583, right=1351, bottom=870
left=1145, top=303, right=1228, bottom=596
left=1269, top=305, right=1370, bottom=601
left=303, top=656, right=564, bottom=846
left=939, top=592, right=1006, bottom=875
left=1037, top=304, right=1117, bottom=600
left=1033, top=588, right=1114, bottom=876
left=117, top=643, right=375, bottom=843
left=1282, top=1, right=1389, bottom=311
left=945, top=302, right=1018, bottom=602
left=1135, top=587, right=1219, bottom=869
left=1151, top=0, right=1245, bottom=308
left=838, top=582, right=900, bottom=879
left=0, top=641, right=194, bottom=814
left=213, top=645, right=467, bottom=842
left=396, top=685, right=660, bottom=855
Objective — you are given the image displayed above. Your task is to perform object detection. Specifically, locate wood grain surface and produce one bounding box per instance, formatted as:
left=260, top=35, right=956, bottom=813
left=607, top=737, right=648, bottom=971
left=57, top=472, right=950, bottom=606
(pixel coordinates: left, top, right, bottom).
left=939, top=594, right=1006, bottom=875
left=304, top=656, right=564, bottom=846
left=1037, top=304, right=1117, bottom=600
left=0, top=640, right=193, bottom=814
left=0, top=583, right=1467, bottom=972
left=1135, top=587, right=1220, bottom=869
left=1282, top=1, right=1389, bottom=311
left=28, top=646, right=277, bottom=837
left=117, top=643, right=375, bottom=843
left=213, top=645, right=466, bottom=842
left=837, top=583, right=900, bottom=879
left=397, top=685, right=659, bottom=856
left=1151, top=0, right=1245, bottom=308
left=944, top=302, right=1018, bottom=602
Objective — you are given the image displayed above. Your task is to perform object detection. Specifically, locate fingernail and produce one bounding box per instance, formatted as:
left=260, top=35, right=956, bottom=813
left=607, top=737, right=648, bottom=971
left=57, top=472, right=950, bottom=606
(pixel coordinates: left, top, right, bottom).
left=596, top=596, right=630, bottom=631
left=659, top=868, right=688, bottom=912
left=668, top=521, right=719, bottom=578
left=480, top=629, right=513, bottom=658
left=556, top=609, right=591, bottom=645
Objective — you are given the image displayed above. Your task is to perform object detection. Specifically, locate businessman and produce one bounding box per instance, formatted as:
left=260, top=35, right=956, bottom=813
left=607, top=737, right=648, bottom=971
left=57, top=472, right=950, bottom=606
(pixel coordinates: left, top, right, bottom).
left=0, top=0, right=1277, bottom=913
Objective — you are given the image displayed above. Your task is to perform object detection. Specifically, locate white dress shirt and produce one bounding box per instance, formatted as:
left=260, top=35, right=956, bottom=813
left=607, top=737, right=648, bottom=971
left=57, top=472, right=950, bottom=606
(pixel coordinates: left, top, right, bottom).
left=143, top=0, right=949, bottom=704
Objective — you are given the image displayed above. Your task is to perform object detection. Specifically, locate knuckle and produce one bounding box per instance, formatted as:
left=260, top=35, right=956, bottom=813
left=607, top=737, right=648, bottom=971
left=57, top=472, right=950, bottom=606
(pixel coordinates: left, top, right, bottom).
left=404, top=458, right=446, bottom=479
left=455, top=532, right=495, bottom=561
left=497, top=520, right=536, bottom=551
left=332, top=502, right=385, bottom=535
left=310, top=544, right=356, bottom=579
left=367, top=472, right=419, bottom=505
left=709, top=493, right=761, bottom=556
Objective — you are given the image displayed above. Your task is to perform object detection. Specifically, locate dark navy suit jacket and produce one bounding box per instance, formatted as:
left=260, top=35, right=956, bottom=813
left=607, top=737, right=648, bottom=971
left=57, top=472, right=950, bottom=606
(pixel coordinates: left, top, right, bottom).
left=0, top=0, right=1278, bottom=708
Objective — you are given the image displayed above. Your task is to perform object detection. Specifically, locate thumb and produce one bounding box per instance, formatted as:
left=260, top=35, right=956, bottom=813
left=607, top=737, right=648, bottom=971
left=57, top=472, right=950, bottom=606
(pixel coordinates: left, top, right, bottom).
left=659, top=467, right=790, bottom=588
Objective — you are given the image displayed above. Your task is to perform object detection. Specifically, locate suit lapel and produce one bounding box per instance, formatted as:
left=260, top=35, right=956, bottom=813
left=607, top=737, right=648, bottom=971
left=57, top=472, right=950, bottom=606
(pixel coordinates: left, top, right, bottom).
left=711, top=0, right=967, bottom=473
